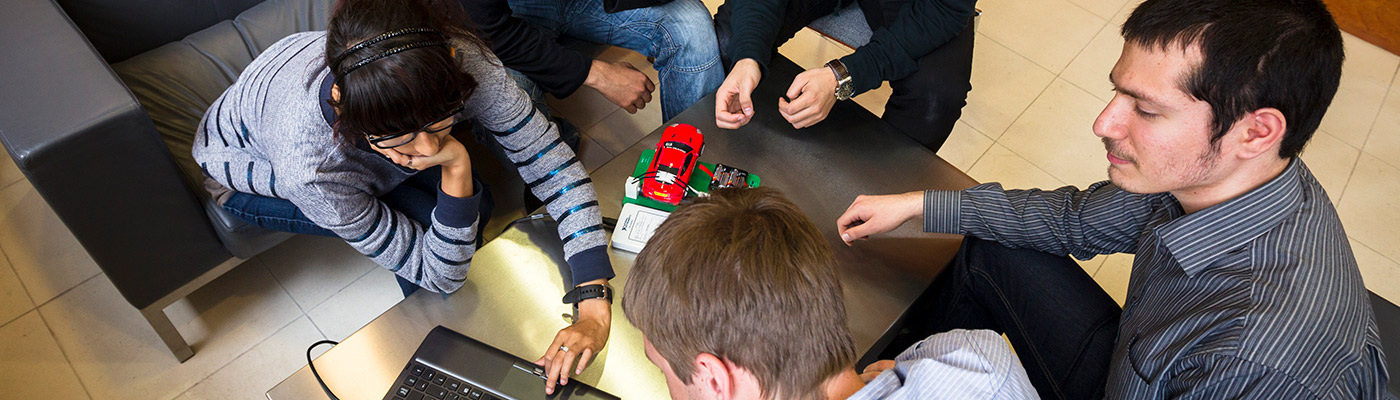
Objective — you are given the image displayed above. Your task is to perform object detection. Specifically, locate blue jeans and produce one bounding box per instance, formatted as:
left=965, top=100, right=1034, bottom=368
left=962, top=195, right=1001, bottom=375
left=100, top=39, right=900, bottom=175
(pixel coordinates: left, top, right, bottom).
left=882, top=238, right=1122, bottom=400
left=221, top=166, right=494, bottom=297
left=506, top=0, right=724, bottom=120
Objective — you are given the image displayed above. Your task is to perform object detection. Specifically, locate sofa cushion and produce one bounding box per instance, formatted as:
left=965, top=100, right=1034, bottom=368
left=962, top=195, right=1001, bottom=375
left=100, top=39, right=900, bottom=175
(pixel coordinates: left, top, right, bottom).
left=808, top=3, right=873, bottom=48
left=55, top=0, right=265, bottom=63
left=108, top=0, right=329, bottom=257
left=111, top=0, right=331, bottom=196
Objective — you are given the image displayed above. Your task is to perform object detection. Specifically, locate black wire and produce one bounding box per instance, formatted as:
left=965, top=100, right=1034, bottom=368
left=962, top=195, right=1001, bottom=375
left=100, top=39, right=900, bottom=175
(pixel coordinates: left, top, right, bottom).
left=506, top=213, right=618, bottom=231
left=308, top=340, right=341, bottom=400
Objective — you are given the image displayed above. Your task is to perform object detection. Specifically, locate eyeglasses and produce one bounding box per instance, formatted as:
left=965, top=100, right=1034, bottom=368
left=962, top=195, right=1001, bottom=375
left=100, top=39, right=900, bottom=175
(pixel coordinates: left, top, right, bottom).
left=366, top=103, right=466, bottom=149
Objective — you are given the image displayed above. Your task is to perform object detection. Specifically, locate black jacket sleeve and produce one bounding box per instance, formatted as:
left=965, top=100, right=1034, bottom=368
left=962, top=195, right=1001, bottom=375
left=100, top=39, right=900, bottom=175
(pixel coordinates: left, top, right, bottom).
left=727, top=0, right=975, bottom=95
left=840, top=0, right=975, bottom=93
left=726, top=0, right=788, bottom=79
left=458, top=0, right=592, bottom=97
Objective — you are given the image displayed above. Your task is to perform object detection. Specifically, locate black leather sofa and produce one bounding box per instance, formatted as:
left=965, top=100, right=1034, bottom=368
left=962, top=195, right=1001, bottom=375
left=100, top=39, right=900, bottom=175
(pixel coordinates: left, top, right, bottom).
left=0, top=0, right=331, bottom=361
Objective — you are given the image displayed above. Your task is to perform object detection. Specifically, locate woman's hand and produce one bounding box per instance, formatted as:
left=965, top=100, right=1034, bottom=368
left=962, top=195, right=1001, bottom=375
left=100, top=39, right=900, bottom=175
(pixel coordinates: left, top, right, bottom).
left=373, top=135, right=473, bottom=197
left=535, top=281, right=612, bottom=394
left=373, top=135, right=470, bottom=171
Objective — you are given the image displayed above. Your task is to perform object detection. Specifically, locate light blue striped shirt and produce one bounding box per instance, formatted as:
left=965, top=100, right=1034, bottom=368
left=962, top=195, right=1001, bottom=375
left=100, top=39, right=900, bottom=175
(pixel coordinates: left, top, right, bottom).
left=923, top=159, right=1389, bottom=398
left=849, top=329, right=1038, bottom=399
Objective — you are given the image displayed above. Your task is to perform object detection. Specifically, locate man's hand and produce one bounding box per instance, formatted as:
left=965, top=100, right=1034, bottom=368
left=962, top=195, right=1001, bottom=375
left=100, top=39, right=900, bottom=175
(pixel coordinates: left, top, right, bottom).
left=859, top=360, right=897, bottom=383
left=836, top=191, right=924, bottom=245
left=535, top=280, right=612, bottom=395
left=778, top=67, right=839, bottom=129
left=586, top=60, right=655, bottom=114
left=715, top=59, right=762, bottom=129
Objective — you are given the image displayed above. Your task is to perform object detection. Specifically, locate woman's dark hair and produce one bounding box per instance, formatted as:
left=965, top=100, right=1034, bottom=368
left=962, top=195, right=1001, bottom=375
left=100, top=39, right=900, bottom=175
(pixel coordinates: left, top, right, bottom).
left=1122, top=0, right=1344, bottom=159
left=324, top=0, right=491, bottom=141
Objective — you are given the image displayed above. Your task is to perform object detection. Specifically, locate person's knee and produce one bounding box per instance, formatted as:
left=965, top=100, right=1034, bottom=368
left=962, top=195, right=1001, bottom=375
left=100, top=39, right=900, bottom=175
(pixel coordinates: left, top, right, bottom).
left=656, top=1, right=720, bottom=62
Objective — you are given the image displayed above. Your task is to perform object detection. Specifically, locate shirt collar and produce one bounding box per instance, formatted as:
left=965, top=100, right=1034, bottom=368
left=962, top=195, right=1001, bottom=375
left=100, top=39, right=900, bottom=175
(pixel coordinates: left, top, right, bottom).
left=1156, top=159, right=1305, bottom=276
left=319, top=71, right=336, bottom=127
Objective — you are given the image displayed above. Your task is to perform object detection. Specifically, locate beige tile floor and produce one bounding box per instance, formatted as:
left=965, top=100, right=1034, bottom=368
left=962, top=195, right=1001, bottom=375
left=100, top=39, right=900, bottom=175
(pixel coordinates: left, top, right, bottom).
left=1, top=0, right=1398, bottom=398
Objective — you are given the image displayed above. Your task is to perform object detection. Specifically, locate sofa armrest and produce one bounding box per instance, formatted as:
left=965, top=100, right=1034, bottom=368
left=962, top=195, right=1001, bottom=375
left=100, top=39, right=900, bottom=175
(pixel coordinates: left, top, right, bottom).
left=0, top=0, right=233, bottom=309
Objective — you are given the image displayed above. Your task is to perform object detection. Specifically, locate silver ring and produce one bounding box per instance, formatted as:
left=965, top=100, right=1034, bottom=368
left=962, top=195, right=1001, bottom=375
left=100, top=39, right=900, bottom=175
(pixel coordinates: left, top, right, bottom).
left=559, top=345, right=569, bottom=353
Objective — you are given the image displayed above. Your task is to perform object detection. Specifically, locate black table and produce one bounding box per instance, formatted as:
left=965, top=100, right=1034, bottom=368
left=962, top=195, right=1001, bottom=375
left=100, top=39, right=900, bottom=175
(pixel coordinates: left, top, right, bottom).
left=268, top=56, right=978, bottom=399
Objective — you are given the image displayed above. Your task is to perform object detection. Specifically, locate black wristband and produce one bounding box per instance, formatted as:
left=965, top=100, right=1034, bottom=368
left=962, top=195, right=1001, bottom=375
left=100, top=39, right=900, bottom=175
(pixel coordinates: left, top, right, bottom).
left=561, top=284, right=613, bottom=305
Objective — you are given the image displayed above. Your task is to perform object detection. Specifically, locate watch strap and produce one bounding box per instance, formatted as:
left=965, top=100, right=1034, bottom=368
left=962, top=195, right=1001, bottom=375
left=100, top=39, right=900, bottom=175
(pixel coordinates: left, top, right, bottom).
left=825, top=59, right=854, bottom=101
left=561, top=284, right=613, bottom=305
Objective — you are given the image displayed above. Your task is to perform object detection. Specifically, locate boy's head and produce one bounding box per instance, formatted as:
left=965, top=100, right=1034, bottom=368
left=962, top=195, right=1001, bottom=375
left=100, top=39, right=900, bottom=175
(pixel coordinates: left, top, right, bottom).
left=622, top=187, right=856, bottom=400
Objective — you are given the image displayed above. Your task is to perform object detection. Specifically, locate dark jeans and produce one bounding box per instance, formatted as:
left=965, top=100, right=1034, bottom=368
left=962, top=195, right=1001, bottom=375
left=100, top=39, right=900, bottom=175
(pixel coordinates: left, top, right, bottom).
left=221, top=166, right=494, bottom=298
left=883, top=237, right=1121, bottom=400
left=713, top=0, right=975, bottom=152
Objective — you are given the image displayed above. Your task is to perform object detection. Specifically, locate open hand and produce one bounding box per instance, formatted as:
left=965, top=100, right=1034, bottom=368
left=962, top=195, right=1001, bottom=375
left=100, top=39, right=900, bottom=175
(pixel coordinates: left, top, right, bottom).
left=535, top=296, right=611, bottom=394
left=836, top=191, right=924, bottom=245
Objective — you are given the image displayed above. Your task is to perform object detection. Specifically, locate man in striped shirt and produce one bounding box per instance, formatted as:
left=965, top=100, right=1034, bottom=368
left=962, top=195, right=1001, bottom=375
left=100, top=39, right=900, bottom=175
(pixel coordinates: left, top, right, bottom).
left=836, top=0, right=1389, bottom=398
left=623, top=188, right=1037, bottom=399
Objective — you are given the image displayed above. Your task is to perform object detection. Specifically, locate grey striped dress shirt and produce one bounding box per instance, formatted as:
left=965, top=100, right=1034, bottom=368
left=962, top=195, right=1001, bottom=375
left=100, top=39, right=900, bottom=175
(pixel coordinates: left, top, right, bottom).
left=923, top=159, right=1388, bottom=399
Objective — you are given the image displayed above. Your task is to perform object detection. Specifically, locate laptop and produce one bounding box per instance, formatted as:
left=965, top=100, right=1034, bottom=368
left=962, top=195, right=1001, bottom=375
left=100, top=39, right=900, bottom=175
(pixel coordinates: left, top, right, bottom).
left=382, top=326, right=621, bottom=400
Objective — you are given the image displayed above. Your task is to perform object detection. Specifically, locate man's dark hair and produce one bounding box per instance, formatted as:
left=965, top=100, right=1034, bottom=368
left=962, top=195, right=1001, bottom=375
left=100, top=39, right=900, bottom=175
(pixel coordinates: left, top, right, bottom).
left=1122, top=0, right=1344, bottom=158
left=324, top=0, right=492, bottom=141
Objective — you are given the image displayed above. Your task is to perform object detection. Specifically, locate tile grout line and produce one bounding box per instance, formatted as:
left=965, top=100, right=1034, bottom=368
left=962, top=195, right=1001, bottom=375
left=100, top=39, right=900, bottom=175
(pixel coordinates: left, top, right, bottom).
left=0, top=246, right=35, bottom=329
left=172, top=314, right=317, bottom=400
left=1353, top=66, right=1400, bottom=171
left=969, top=34, right=1061, bottom=141
left=28, top=271, right=103, bottom=319
left=1052, top=4, right=1108, bottom=75
left=305, top=265, right=383, bottom=315
left=956, top=122, right=997, bottom=173
left=30, top=308, right=98, bottom=400
left=257, top=257, right=329, bottom=341
left=977, top=34, right=1061, bottom=91
left=0, top=178, right=22, bottom=192
left=1351, top=236, right=1400, bottom=268
left=1333, top=66, right=1400, bottom=204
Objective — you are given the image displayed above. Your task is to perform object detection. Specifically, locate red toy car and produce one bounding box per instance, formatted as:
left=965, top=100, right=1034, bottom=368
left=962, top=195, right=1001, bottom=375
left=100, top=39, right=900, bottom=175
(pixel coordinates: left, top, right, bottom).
left=642, top=123, right=704, bottom=205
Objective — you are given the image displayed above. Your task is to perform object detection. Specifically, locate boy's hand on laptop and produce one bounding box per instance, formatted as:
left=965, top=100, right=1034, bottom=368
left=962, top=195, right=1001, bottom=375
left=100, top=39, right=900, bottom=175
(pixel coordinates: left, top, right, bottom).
left=859, top=360, right=897, bottom=382
left=537, top=280, right=613, bottom=395
left=836, top=191, right=924, bottom=245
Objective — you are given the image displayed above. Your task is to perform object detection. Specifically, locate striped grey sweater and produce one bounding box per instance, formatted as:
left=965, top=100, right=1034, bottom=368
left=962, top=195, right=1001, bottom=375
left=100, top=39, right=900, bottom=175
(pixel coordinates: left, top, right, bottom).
left=193, top=32, right=612, bottom=293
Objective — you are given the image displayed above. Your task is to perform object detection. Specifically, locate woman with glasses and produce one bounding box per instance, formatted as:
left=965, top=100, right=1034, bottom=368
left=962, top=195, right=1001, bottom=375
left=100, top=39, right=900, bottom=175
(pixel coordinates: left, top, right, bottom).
left=192, top=0, right=612, bottom=391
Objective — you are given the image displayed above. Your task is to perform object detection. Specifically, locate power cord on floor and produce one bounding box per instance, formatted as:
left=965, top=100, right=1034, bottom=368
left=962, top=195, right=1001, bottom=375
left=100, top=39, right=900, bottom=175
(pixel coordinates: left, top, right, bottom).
left=308, top=340, right=341, bottom=400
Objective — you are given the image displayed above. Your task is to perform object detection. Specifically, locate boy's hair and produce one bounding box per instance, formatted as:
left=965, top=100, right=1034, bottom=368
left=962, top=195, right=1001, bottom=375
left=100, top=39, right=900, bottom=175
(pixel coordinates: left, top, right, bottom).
left=1122, top=0, right=1344, bottom=159
left=623, top=187, right=856, bottom=400
left=324, top=0, right=491, bottom=141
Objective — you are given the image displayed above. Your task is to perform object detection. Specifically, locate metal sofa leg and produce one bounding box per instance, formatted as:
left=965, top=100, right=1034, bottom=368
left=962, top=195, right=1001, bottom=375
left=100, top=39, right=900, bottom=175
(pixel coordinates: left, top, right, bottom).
left=141, top=305, right=193, bottom=362
left=134, top=257, right=248, bottom=362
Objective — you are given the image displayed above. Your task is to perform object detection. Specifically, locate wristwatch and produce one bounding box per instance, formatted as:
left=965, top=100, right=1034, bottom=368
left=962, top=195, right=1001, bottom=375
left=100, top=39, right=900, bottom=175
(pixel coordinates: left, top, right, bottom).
left=562, top=283, right=613, bottom=305
left=562, top=284, right=613, bottom=322
left=825, top=59, right=854, bottom=101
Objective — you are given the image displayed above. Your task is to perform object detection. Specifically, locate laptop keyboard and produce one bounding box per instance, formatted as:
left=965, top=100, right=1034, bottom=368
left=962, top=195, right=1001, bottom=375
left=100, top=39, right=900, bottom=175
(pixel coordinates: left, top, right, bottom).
left=389, top=362, right=502, bottom=400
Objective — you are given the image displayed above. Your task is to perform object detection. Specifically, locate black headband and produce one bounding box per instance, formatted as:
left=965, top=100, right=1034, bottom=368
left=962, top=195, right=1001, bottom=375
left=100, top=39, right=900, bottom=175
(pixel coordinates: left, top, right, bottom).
left=331, top=28, right=448, bottom=76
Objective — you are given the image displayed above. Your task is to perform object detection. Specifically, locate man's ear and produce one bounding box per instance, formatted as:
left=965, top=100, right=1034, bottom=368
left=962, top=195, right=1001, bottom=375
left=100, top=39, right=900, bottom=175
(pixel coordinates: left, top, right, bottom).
left=691, top=353, right=733, bottom=399
left=1233, top=107, right=1287, bottom=160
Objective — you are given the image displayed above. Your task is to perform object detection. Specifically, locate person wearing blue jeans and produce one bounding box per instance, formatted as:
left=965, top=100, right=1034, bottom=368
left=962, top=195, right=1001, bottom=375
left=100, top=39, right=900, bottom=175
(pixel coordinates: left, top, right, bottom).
left=459, top=0, right=725, bottom=121
left=221, top=166, right=494, bottom=298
